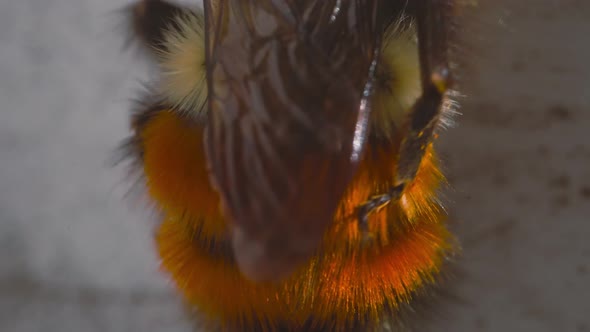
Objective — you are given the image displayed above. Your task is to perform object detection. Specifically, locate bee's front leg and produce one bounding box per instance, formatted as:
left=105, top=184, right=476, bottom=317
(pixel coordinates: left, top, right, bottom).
left=358, top=0, right=454, bottom=235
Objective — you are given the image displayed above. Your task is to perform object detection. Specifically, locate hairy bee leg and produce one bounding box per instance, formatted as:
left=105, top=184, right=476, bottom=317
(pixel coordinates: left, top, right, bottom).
left=358, top=0, right=452, bottom=232
left=357, top=71, right=449, bottom=231
left=128, top=0, right=192, bottom=54
left=397, top=0, right=452, bottom=183
left=358, top=184, right=405, bottom=239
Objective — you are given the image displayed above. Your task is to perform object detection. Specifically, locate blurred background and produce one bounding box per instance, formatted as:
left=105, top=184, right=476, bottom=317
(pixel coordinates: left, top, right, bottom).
left=0, top=0, right=588, bottom=331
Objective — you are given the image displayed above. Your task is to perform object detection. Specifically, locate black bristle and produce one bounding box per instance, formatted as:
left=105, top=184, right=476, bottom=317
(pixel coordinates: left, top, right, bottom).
left=127, top=0, right=193, bottom=54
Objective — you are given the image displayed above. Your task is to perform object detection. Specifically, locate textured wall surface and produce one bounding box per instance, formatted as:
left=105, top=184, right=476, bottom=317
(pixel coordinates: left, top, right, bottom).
left=0, top=1, right=588, bottom=331
left=433, top=1, right=590, bottom=331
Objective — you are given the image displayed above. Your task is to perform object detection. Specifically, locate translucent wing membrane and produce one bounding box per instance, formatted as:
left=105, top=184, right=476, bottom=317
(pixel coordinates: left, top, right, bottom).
left=204, top=0, right=385, bottom=280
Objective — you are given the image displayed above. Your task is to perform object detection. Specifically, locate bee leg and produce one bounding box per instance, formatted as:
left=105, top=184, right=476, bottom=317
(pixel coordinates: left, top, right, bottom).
left=127, top=0, right=192, bottom=55
left=356, top=69, right=449, bottom=233
left=357, top=0, right=453, bottom=234
left=357, top=184, right=405, bottom=241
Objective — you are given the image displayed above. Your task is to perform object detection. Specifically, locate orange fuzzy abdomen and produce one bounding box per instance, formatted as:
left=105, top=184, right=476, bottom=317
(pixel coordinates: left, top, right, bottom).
left=139, top=110, right=452, bottom=331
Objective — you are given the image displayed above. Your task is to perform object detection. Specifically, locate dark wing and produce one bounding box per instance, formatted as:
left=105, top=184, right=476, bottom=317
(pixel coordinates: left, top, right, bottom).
left=204, top=0, right=384, bottom=281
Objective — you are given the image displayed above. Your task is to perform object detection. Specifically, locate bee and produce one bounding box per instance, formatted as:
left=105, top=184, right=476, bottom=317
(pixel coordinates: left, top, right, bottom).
left=122, top=0, right=461, bottom=331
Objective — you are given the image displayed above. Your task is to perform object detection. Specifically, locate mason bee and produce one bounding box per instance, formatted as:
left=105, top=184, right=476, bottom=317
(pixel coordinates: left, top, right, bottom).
left=122, top=0, right=460, bottom=330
